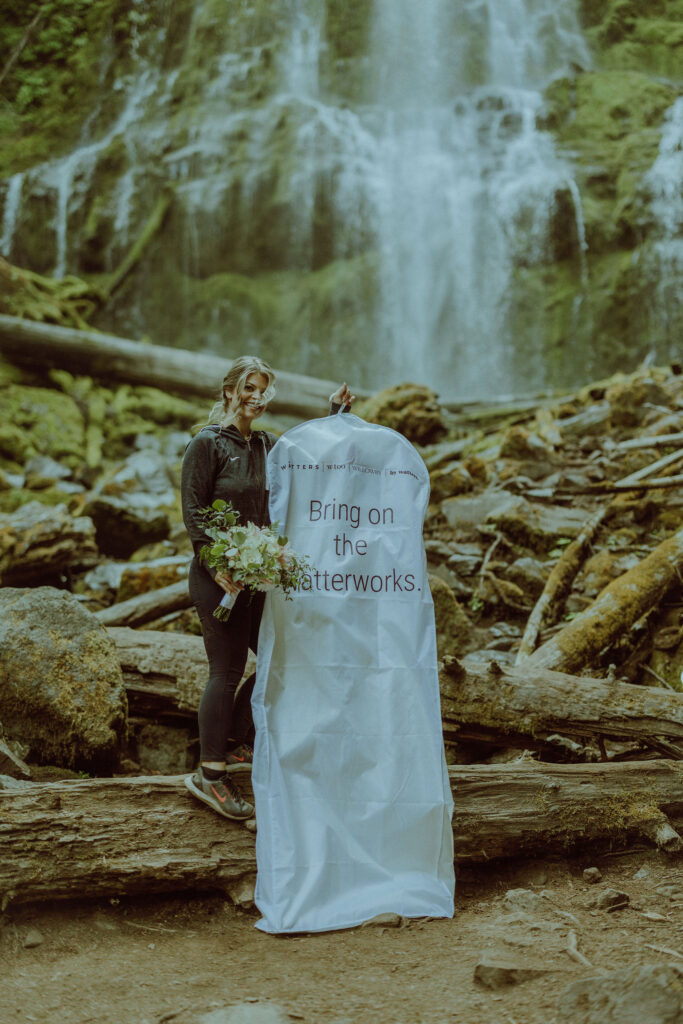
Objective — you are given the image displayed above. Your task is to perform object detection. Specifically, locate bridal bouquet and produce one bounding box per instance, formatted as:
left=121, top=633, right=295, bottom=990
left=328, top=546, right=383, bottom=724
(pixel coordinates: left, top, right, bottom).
left=199, top=499, right=312, bottom=620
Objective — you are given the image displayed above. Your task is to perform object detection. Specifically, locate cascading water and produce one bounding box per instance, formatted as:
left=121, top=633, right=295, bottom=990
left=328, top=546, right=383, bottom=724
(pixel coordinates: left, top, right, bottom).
left=0, top=0, right=596, bottom=398
left=645, top=96, right=683, bottom=355
left=360, top=0, right=591, bottom=395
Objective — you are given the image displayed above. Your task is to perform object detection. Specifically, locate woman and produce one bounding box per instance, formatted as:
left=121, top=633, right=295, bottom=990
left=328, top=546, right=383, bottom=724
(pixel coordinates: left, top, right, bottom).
left=181, top=355, right=354, bottom=820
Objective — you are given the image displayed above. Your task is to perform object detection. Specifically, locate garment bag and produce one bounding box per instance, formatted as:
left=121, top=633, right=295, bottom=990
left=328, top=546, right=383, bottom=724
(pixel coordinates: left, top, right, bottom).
left=251, top=412, right=454, bottom=933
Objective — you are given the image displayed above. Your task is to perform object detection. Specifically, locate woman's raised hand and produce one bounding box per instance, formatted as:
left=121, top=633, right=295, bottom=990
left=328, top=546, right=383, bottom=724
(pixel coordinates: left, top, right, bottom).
left=330, top=382, right=356, bottom=409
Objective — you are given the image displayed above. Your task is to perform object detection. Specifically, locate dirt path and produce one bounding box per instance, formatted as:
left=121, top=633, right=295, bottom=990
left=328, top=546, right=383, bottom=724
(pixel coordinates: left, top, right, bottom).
left=3, top=850, right=683, bottom=1024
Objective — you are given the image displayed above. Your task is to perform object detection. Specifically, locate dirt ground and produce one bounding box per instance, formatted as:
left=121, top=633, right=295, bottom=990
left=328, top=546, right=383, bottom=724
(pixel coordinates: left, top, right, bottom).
left=2, top=848, right=683, bottom=1024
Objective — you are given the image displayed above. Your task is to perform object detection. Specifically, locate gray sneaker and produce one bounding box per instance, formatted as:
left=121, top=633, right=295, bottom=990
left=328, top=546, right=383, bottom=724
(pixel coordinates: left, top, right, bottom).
left=184, top=771, right=254, bottom=821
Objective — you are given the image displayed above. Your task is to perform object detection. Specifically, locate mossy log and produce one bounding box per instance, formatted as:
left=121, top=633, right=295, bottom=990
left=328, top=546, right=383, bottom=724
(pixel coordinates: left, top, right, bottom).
left=441, top=659, right=683, bottom=750
left=95, top=580, right=191, bottom=628
left=2, top=760, right=682, bottom=907
left=109, top=626, right=255, bottom=722
left=526, top=528, right=683, bottom=674
left=0, top=314, right=352, bottom=419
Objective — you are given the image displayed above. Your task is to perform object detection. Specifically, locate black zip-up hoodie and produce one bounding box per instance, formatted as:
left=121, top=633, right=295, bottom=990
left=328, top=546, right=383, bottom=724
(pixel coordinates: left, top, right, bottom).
left=181, top=424, right=278, bottom=576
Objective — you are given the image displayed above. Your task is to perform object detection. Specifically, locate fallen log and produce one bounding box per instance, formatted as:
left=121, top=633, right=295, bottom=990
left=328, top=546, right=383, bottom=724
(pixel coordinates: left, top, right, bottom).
left=95, top=580, right=191, bottom=628
left=526, top=527, right=683, bottom=674
left=109, top=626, right=255, bottom=721
left=2, top=760, right=682, bottom=906
left=0, top=314, right=358, bottom=419
left=441, top=659, right=683, bottom=751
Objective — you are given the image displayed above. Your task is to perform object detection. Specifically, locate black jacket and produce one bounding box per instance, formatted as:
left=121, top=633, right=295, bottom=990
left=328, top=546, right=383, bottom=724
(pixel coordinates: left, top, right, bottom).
left=181, top=424, right=278, bottom=572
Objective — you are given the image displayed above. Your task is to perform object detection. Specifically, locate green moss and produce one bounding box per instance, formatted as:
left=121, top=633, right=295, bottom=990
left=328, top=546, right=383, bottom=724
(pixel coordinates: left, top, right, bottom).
left=0, top=486, right=81, bottom=515
left=0, top=384, right=87, bottom=467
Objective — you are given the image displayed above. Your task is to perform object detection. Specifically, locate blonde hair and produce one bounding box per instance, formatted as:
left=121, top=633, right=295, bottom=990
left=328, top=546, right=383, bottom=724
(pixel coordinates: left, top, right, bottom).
left=207, top=356, right=276, bottom=427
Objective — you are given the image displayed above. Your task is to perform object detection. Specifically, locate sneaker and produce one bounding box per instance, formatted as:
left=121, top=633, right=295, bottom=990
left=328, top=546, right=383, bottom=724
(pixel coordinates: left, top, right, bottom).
left=184, top=770, right=254, bottom=821
left=225, top=743, right=253, bottom=772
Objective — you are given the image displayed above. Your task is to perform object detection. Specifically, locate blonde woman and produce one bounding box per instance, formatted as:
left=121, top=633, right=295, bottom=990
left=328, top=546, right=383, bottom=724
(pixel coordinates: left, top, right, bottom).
left=181, top=356, right=354, bottom=819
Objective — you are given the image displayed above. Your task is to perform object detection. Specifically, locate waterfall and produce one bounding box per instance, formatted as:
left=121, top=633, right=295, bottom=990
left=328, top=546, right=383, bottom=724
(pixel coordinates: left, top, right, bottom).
left=360, top=0, right=591, bottom=396
left=0, top=0, right=593, bottom=398
left=646, top=96, right=683, bottom=356
left=0, top=173, right=23, bottom=258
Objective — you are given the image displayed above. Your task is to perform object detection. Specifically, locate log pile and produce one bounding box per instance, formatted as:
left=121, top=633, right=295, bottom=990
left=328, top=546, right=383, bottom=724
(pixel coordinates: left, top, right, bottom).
left=0, top=324, right=682, bottom=908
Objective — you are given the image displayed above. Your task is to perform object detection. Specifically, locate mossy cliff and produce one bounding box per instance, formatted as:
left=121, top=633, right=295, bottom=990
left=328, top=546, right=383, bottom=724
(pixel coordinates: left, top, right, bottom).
left=0, top=0, right=681, bottom=392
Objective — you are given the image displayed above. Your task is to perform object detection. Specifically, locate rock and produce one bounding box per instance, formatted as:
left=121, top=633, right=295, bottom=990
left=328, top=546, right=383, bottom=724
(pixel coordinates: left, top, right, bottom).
left=500, top=426, right=552, bottom=460
left=0, top=587, right=127, bottom=771
left=361, top=912, right=402, bottom=928
left=83, top=495, right=171, bottom=558
left=356, top=384, right=448, bottom=445
left=428, top=574, right=473, bottom=660
left=115, top=556, right=189, bottom=603
left=23, top=455, right=72, bottom=490
left=132, top=722, right=194, bottom=774
left=557, top=965, right=683, bottom=1024
left=22, top=928, right=44, bottom=949
left=98, top=450, right=177, bottom=510
left=429, top=461, right=473, bottom=502
left=487, top=496, right=587, bottom=552
left=474, top=953, right=551, bottom=990
left=441, top=492, right=519, bottom=532
left=607, top=377, right=670, bottom=427
left=596, top=888, right=629, bottom=911
left=226, top=874, right=256, bottom=911
left=583, top=867, right=603, bottom=884
left=0, top=384, right=86, bottom=469
left=0, top=735, right=31, bottom=779
left=581, top=549, right=641, bottom=597
left=504, top=556, right=549, bottom=599
left=0, top=501, right=98, bottom=585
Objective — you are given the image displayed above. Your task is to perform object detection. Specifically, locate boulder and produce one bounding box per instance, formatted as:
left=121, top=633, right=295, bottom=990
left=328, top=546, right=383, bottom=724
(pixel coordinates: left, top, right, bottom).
left=0, top=587, right=127, bottom=771
left=356, top=383, right=448, bottom=445
left=0, top=501, right=98, bottom=585
left=504, top=556, right=549, bottom=599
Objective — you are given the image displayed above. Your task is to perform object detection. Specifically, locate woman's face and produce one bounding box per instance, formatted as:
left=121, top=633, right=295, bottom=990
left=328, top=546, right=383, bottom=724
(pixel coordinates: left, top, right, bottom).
left=226, top=371, right=270, bottom=421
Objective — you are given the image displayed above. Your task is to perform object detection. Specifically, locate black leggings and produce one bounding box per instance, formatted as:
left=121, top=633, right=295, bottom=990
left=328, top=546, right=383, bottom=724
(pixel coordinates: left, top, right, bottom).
left=189, top=557, right=265, bottom=762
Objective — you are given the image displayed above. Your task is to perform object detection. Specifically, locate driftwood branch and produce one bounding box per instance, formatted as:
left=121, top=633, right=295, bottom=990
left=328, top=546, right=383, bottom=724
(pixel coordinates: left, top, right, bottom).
left=0, top=314, right=362, bottom=418
left=2, top=760, right=683, bottom=906
left=526, top=527, right=683, bottom=674
left=516, top=505, right=613, bottom=662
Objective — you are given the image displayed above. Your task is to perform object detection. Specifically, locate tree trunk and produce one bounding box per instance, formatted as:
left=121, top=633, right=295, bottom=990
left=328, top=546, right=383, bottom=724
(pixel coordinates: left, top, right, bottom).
left=95, top=581, right=191, bottom=628
left=441, top=658, right=683, bottom=750
left=526, top=528, right=683, bottom=674
left=109, top=626, right=255, bottom=721
left=2, top=760, right=682, bottom=906
left=0, top=314, right=356, bottom=419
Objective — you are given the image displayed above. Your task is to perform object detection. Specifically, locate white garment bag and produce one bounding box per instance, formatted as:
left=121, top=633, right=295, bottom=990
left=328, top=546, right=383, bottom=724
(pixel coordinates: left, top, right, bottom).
left=251, top=413, right=454, bottom=934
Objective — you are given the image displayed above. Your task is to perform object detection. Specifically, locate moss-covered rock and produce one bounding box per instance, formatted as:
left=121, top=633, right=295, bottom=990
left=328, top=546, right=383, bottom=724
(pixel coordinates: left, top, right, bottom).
left=355, top=384, right=448, bottom=445
left=0, top=384, right=86, bottom=468
left=0, top=586, right=126, bottom=771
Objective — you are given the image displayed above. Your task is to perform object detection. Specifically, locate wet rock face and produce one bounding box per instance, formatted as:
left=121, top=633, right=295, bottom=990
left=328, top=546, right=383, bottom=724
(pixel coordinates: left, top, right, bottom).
left=0, top=587, right=127, bottom=772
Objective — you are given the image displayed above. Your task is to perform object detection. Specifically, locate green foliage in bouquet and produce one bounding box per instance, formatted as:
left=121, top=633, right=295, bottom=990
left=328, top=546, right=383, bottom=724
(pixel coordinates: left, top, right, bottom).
left=199, top=499, right=312, bottom=619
